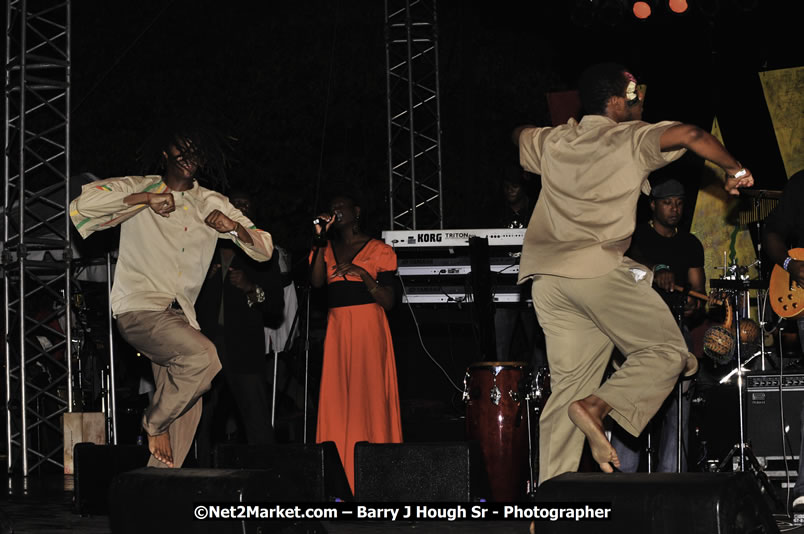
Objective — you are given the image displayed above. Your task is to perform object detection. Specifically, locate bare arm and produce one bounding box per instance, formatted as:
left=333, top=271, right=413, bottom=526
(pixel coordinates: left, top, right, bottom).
left=765, top=229, right=804, bottom=285
left=659, top=124, right=753, bottom=195
left=368, top=283, right=395, bottom=311
left=231, top=222, right=254, bottom=245
left=688, top=266, right=706, bottom=294
left=329, top=263, right=395, bottom=311
left=204, top=211, right=254, bottom=245
left=684, top=266, right=706, bottom=317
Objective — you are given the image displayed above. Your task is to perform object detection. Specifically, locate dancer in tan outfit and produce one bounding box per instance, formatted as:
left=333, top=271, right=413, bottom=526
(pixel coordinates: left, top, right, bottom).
left=513, top=63, right=753, bottom=482
left=70, top=124, right=273, bottom=467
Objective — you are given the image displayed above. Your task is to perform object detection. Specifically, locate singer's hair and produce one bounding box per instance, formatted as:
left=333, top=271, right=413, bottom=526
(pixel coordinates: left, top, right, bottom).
left=578, top=62, right=629, bottom=116
left=137, top=116, right=234, bottom=190
left=323, top=182, right=364, bottom=211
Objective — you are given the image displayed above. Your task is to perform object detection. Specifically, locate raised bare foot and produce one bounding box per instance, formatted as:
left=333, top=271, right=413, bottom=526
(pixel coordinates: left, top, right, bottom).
left=147, top=432, right=174, bottom=467
left=568, top=399, right=620, bottom=473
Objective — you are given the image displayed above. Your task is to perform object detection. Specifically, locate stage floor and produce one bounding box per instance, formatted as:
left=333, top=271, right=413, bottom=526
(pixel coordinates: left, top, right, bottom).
left=0, top=474, right=801, bottom=533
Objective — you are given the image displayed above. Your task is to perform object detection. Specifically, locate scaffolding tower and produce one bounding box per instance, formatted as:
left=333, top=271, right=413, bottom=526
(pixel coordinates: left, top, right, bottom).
left=385, top=0, right=444, bottom=230
left=3, top=0, right=73, bottom=474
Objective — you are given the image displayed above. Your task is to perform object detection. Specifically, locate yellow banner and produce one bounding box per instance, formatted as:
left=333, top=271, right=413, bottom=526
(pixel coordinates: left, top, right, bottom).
left=758, top=66, right=804, bottom=179
left=691, top=117, right=758, bottom=288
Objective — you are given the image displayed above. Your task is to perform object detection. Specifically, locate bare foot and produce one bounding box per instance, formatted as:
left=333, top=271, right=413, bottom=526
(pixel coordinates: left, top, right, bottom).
left=147, top=432, right=174, bottom=467
left=568, top=399, right=620, bottom=473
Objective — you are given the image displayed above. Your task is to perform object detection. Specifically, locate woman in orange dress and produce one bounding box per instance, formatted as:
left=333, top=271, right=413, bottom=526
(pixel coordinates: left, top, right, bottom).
left=310, top=193, right=402, bottom=492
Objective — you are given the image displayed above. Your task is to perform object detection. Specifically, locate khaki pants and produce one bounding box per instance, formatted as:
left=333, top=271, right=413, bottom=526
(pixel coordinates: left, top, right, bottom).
left=531, top=259, right=688, bottom=483
left=116, top=308, right=221, bottom=468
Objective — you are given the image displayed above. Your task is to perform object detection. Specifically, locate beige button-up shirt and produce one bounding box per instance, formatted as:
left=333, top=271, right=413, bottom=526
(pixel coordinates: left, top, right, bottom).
left=70, top=175, right=274, bottom=329
left=518, top=115, right=686, bottom=280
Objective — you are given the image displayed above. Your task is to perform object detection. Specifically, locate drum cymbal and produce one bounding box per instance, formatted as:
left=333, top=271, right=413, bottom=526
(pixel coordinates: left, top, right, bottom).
left=740, top=189, right=783, bottom=199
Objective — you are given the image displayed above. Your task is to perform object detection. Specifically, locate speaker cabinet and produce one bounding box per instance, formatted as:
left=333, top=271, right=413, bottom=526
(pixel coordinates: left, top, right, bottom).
left=536, top=472, right=778, bottom=534
left=354, top=441, right=489, bottom=502
left=213, top=441, right=352, bottom=502
left=109, top=468, right=326, bottom=534
left=73, top=442, right=150, bottom=515
left=746, top=380, right=804, bottom=459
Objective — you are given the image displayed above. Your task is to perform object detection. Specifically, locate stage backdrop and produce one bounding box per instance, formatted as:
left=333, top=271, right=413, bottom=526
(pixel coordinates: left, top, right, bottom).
left=691, top=117, right=758, bottom=286
left=692, top=66, right=803, bottom=290
left=758, top=66, right=804, bottom=180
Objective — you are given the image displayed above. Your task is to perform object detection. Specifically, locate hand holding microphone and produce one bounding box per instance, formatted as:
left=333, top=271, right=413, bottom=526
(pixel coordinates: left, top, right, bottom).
left=312, top=211, right=342, bottom=231
left=312, top=211, right=342, bottom=246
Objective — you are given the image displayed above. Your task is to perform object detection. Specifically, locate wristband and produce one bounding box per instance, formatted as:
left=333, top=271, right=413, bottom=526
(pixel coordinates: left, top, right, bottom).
left=783, top=257, right=793, bottom=271
left=726, top=166, right=747, bottom=179
left=653, top=264, right=670, bottom=273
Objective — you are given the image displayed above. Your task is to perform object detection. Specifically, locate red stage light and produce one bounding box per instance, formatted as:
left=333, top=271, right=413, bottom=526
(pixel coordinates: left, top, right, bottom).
left=632, top=1, right=652, bottom=19
left=668, top=0, right=689, bottom=13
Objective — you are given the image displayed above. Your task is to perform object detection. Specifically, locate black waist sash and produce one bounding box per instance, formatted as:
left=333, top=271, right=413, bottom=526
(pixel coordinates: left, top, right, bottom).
left=327, top=272, right=394, bottom=309
left=328, top=281, right=375, bottom=308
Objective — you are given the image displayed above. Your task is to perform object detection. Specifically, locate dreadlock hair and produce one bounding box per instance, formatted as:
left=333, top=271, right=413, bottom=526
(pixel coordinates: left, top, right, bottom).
left=578, top=62, right=630, bottom=116
left=137, top=116, right=235, bottom=191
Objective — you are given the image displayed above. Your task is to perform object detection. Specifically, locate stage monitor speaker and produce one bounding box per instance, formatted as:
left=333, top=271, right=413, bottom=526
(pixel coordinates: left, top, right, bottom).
left=536, top=472, right=779, bottom=534
left=213, top=441, right=352, bottom=502
left=73, top=442, right=150, bottom=515
left=109, top=468, right=326, bottom=534
left=354, top=441, right=489, bottom=502
left=746, top=376, right=804, bottom=459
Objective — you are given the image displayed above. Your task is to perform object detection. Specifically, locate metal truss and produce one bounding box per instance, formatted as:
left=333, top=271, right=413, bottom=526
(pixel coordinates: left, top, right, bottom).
left=4, top=0, right=73, bottom=474
left=385, top=0, right=444, bottom=230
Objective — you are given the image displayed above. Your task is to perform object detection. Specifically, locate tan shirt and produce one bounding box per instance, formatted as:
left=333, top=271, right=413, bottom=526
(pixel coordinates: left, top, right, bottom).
left=518, top=115, right=686, bottom=280
left=70, top=175, right=274, bottom=329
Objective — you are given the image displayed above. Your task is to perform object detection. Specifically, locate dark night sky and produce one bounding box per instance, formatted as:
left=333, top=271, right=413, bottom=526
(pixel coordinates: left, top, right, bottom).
left=63, top=0, right=801, bottom=258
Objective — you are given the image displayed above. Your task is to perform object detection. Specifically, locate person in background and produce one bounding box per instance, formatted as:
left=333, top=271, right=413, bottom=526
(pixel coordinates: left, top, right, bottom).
left=195, top=189, right=284, bottom=465
left=494, top=167, right=547, bottom=370
left=610, top=178, right=705, bottom=472
left=762, top=169, right=804, bottom=511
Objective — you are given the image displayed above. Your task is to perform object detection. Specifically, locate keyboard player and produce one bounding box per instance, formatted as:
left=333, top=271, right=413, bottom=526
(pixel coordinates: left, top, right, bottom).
left=493, top=167, right=546, bottom=370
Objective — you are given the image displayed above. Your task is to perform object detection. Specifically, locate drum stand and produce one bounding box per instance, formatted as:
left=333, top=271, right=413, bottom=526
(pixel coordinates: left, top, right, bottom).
left=752, top=289, right=779, bottom=371
left=525, top=367, right=548, bottom=496
left=668, top=296, right=691, bottom=473
left=714, top=290, right=782, bottom=508
left=525, top=393, right=537, bottom=496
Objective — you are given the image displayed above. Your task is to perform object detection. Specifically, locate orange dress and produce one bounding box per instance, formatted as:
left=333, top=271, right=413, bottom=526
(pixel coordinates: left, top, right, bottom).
left=314, top=239, right=403, bottom=492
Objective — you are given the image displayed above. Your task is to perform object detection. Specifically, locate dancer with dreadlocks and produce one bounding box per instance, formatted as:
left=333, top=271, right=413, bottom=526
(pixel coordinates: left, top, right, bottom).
left=70, top=120, right=273, bottom=468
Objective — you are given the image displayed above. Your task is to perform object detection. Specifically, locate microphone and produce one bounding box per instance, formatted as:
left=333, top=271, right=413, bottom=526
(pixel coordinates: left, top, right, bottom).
left=312, top=212, right=343, bottom=226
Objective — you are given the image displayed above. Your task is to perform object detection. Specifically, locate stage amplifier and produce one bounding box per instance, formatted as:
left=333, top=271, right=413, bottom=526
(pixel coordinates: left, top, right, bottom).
left=746, top=373, right=804, bottom=459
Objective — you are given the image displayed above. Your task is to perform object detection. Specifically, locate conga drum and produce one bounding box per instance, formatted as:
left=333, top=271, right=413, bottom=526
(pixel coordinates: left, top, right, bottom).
left=464, top=361, right=532, bottom=501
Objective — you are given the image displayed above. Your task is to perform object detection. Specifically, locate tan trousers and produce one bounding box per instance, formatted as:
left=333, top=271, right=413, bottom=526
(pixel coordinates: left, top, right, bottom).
left=116, top=308, right=221, bottom=468
left=530, top=259, right=688, bottom=483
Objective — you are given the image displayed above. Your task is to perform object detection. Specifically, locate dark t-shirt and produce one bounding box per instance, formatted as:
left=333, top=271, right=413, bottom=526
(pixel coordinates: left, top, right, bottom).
left=499, top=197, right=535, bottom=229
left=628, top=221, right=705, bottom=308
left=764, top=169, right=804, bottom=248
